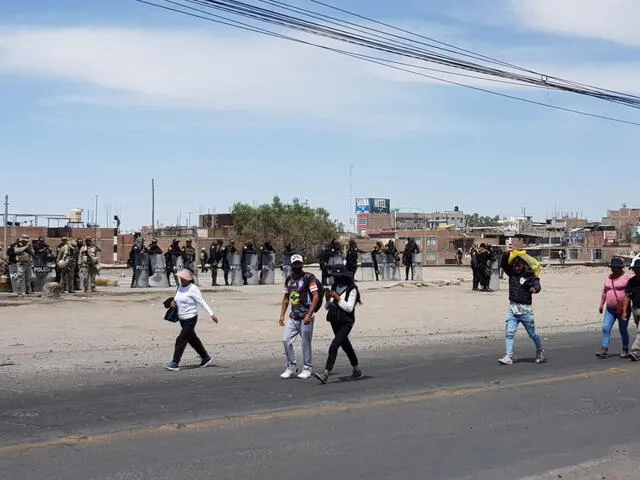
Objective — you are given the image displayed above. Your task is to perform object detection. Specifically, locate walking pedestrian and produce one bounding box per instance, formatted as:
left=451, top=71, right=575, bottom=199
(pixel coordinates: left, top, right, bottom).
left=498, top=248, right=545, bottom=365
left=279, top=254, right=320, bottom=379
left=624, top=259, right=640, bottom=362
left=165, top=269, right=219, bottom=371
left=596, top=257, right=630, bottom=359
left=314, top=264, right=363, bottom=384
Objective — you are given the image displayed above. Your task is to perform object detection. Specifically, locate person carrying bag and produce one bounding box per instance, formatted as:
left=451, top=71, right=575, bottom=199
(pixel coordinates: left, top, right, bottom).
left=164, top=269, right=219, bottom=371
left=314, top=264, right=363, bottom=384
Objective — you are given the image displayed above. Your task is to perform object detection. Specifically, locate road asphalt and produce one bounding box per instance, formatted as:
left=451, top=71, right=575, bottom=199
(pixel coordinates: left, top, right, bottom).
left=1, top=331, right=639, bottom=479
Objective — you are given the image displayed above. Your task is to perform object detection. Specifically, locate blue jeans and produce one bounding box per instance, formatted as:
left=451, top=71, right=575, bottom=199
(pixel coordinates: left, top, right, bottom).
left=505, top=311, right=543, bottom=357
left=283, top=317, right=314, bottom=368
left=601, top=307, right=629, bottom=349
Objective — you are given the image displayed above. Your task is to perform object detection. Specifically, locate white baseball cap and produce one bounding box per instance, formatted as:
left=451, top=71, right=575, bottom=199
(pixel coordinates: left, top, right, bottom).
left=291, top=254, right=303, bottom=264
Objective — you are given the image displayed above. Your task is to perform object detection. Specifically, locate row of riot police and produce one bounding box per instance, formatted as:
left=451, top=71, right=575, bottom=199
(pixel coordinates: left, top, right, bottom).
left=319, top=238, right=423, bottom=284
left=3, top=235, right=99, bottom=295
left=128, top=238, right=280, bottom=288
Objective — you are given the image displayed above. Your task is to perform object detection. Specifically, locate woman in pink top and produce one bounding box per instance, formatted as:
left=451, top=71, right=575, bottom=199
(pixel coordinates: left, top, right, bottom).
left=596, top=258, right=630, bottom=358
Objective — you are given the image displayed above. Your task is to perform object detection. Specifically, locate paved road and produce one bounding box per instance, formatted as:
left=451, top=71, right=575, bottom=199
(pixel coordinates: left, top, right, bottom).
left=1, top=331, right=639, bottom=479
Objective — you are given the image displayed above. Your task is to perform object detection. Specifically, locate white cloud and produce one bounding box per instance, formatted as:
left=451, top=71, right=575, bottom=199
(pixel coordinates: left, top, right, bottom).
left=509, top=0, right=640, bottom=47
left=1, top=21, right=639, bottom=135
left=0, top=25, right=454, bottom=135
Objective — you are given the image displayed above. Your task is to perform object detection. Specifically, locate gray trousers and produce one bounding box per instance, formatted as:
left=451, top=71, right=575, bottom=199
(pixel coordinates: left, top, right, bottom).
left=283, top=316, right=314, bottom=368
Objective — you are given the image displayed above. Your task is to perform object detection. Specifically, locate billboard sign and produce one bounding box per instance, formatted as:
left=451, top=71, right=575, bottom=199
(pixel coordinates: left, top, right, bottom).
left=355, top=197, right=391, bottom=214
left=355, top=198, right=371, bottom=214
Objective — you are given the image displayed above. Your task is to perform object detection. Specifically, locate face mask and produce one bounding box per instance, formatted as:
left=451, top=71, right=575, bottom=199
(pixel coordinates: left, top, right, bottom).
left=291, top=265, right=303, bottom=275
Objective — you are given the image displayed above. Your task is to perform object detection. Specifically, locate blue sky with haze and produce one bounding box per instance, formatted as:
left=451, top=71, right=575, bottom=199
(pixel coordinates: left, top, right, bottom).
left=1, top=0, right=639, bottom=232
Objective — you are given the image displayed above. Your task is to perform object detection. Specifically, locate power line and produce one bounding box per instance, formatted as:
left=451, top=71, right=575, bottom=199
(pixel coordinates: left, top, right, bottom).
left=136, top=0, right=640, bottom=126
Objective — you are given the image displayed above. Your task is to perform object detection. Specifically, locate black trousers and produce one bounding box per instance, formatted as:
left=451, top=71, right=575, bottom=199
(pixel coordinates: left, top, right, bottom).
left=325, top=321, right=359, bottom=372
left=471, top=266, right=479, bottom=289
left=211, top=265, right=218, bottom=285
left=223, top=267, right=230, bottom=285
left=172, top=316, right=208, bottom=363
left=405, top=265, right=413, bottom=280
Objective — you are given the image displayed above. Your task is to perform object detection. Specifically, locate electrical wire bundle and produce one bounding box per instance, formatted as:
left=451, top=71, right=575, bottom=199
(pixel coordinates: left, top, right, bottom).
left=136, top=0, right=640, bottom=126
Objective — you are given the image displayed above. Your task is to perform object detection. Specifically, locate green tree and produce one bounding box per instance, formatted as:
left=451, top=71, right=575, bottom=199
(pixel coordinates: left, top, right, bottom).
left=232, top=196, right=336, bottom=260
left=464, top=213, right=501, bottom=228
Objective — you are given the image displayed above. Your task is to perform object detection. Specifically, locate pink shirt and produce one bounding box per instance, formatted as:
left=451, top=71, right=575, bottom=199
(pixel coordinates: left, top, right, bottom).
left=601, top=274, right=630, bottom=310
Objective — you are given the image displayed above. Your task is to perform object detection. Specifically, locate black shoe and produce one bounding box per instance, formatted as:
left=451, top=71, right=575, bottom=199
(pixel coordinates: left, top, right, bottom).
left=314, top=372, right=328, bottom=384
left=347, top=369, right=363, bottom=380
left=630, top=352, right=638, bottom=362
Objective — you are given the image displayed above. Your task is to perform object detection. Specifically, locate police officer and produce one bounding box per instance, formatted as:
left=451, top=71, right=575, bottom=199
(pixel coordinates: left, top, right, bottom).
left=402, top=237, right=420, bottom=281
left=11, top=235, right=34, bottom=294
left=372, top=241, right=384, bottom=281
left=148, top=238, right=163, bottom=255
left=209, top=240, right=223, bottom=286
left=80, top=237, right=100, bottom=292
left=182, top=239, right=197, bottom=273
left=345, top=239, right=364, bottom=276
left=56, top=237, right=74, bottom=293
left=241, top=241, right=257, bottom=285
left=73, top=238, right=84, bottom=291
left=259, top=241, right=275, bottom=284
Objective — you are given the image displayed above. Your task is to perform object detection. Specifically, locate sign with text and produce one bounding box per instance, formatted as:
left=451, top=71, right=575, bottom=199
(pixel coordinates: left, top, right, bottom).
left=355, top=198, right=391, bottom=214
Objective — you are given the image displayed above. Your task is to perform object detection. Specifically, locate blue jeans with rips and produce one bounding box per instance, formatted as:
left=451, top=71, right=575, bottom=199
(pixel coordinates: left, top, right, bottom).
left=505, top=310, right=543, bottom=358
left=601, top=307, right=629, bottom=350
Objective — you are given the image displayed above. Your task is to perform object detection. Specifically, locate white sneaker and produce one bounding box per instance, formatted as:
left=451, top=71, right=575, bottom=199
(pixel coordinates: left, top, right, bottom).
left=498, top=355, right=514, bottom=365
left=536, top=349, right=546, bottom=364
left=280, top=366, right=298, bottom=379
left=297, top=366, right=313, bottom=379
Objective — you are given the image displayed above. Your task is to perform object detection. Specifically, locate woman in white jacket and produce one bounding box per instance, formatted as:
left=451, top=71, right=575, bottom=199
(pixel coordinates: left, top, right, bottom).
left=314, top=264, right=363, bottom=384
left=165, top=269, right=219, bottom=371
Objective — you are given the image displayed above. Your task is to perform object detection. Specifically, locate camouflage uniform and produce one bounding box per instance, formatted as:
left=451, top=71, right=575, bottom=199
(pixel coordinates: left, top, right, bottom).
left=56, top=238, right=73, bottom=293
left=80, top=237, right=100, bottom=292
left=13, top=235, right=34, bottom=294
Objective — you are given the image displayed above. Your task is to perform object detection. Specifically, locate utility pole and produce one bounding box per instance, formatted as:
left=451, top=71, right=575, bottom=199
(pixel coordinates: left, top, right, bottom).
left=3, top=195, right=8, bottom=259
left=348, top=164, right=353, bottom=234
left=95, top=194, right=99, bottom=240
left=151, top=178, right=155, bottom=238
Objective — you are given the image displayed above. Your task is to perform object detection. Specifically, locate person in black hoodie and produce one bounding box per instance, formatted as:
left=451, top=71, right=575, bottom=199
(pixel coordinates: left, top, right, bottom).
left=498, top=247, right=545, bottom=365
left=314, top=264, right=363, bottom=384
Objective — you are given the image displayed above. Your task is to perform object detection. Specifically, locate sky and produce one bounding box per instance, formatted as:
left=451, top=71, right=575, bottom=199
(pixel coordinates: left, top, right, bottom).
left=1, top=0, right=639, bottom=232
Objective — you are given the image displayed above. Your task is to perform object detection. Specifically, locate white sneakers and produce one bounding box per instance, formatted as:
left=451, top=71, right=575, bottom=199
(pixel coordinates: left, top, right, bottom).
left=499, top=351, right=546, bottom=365
left=280, top=366, right=298, bottom=379
left=498, top=355, right=514, bottom=365
left=280, top=365, right=313, bottom=379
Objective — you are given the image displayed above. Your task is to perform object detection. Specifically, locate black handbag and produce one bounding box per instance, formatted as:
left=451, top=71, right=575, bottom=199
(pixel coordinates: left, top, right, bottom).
left=163, top=296, right=179, bottom=322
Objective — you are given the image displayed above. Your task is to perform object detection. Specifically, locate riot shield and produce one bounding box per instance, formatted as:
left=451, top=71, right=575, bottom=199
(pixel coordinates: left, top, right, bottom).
left=327, top=253, right=343, bottom=267
left=375, top=254, right=387, bottom=281
left=282, top=252, right=292, bottom=281
left=357, top=253, right=375, bottom=282
left=133, top=252, right=150, bottom=288
left=387, top=253, right=400, bottom=281
left=244, top=253, right=260, bottom=286
left=260, top=251, right=276, bottom=285
left=8, top=263, right=24, bottom=294
left=149, top=254, right=170, bottom=288
left=228, top=253, right=243, bottom=286
left=412, top=253, right=423, bottom=282
left=32, top=253, right=53, bottom=293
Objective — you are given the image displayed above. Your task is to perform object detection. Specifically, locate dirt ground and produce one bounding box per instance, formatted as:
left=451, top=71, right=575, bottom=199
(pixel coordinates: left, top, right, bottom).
left=0, top=265, right=621, bottom=383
